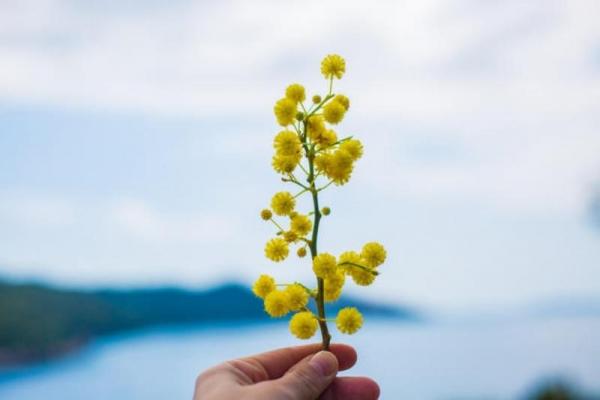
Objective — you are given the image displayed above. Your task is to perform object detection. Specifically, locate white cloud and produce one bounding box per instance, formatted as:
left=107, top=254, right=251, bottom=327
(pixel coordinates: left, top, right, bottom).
left=1, top=0, right=600, bottom=309
left=0, top=0, right=597, bottom=116
left=0, top=193, right=245, bottom=286
left=0, top=192, right=76, bottom=228
left=1, top=1, right=598, bottom=218
left=360, top=114, right=600, bottom=216
left=110, top=197, right=237, bottom=244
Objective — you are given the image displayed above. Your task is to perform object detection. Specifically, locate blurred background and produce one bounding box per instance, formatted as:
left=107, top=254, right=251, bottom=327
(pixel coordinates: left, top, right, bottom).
left=1, top=0, right=599, bottom=399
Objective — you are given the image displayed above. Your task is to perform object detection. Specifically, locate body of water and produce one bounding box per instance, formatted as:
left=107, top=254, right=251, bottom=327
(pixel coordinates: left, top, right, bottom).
left=0, top=316, right=599, bottom=399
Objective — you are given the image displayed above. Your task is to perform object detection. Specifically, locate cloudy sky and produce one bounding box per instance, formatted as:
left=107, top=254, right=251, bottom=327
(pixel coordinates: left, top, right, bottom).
left=1, top=0, right=599, bottom=312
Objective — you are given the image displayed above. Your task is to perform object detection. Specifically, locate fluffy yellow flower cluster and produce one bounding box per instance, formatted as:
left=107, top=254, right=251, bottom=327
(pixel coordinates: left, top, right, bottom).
left=254, top=54, right=388, bottom=349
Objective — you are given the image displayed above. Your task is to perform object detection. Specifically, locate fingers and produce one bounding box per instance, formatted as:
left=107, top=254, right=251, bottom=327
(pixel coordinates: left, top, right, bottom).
left=319, top=377, right=380, bottom=400
left=195, top=346, right=379, bottom=400
left=238, top=343, right=356, bottom=381
left=259, top=351, right=339, bottom=400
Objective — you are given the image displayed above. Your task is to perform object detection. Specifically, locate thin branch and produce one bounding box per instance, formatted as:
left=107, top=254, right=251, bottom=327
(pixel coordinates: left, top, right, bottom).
left=269, top=218, right=285, bottom=232
left=294, top=188, right=309, bottom=198
left=317, top=180, right=335, bottom=192
left=338, top=261, right=380, bottom=276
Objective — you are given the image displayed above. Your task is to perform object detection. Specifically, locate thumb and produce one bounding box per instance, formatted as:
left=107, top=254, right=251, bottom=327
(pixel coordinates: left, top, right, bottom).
left=268, top=351, right=339, bottom=400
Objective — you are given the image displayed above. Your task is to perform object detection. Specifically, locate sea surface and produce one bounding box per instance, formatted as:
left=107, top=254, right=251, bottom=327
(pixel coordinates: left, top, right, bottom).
left=0, top=316, right=598, bottom=399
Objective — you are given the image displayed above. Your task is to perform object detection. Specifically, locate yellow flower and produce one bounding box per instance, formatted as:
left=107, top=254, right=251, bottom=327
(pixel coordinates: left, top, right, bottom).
left=265, top=238, right=289, bottom=262
left=326, top=288, right=343, bottom=302
left=316, top=150, right=354, bottom=184
left=333, top=94, right=350, bottom=111
left=351, top=267, right=375, bottom=286
left=274, top=130, right=301, bottom=156
left=306, top=115, right=326, bottom=142
left=252, top=274, right=276, bottom=299
left=339, top=250, right=375, bottom=286
left=327, top=267, right=346, bottom=290
left=339, top=250, right=361, bottom=269
left=290, top=214, right=312, bottom=236
left=336, top=307, right=363, bottom=334
left=260, top=209, right=272, bottom=221
left=306, top=114, right=337, bottom=146
left=325, top=150, right=354, bottom=185
left=318, top=129, right=338, bottom=147
left=323, top=101, right=346, bottom=124
left=312, top=253, right=338, bottom=279
left=285, top=284, right=309, bottom=311
left=361, top=242, right=386, bottom=268
left=350, top=266, right=375, bottom=286
left=321, top=54, right=346, bottom=79
left=339, top=139, right=363, bottom=161
left=272, top=154, right=300, bottom=174
left=332, top=149, right=354, bottom=169
left=274, top=98, right=297, bottom=126
left=283, top=230, right=298, bottom=243
left=271, top=191, right=296, bottom=216
left=314, top=152, right=332, bottom=173
left=285, top=83, right=306, bottom=103
left=264, top=290, right=290, bottom=317
left=289, top=311, right=318, bottom=339
left=297, top=247, right=307, bottom=258
left=324, top=288, right=341, bottom=302
left=324, top=268, right=345, bottom=302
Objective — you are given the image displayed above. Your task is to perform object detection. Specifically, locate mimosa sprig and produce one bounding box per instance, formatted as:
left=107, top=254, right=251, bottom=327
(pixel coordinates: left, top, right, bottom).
left=253, top=54, right=387, bottom=350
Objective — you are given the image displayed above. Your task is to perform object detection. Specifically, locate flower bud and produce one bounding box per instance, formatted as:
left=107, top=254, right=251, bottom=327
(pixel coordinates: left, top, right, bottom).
left=261, top=209, right=273, bottom=220
left=284, top=230, right=298, bottom=243
left=321, top=207, right=331, bottom=216
left=312, top=95, right=322, bottom=104
left=297, top=247, right=307, bottom=258
left=296, top=111, right=305, bottom=121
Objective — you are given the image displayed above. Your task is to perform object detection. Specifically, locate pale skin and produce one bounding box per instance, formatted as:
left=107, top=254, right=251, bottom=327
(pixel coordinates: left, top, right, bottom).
left=194, top=343, right=380, bottom=400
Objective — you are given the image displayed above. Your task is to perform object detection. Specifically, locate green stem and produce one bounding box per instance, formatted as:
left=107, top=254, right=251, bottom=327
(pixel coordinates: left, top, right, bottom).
left=298, top=162, right=309, bottom=176
left=317, top=180, right=335, bottom=192
left=276, top=282, right=313, bottom=294
left=307, top=94, right=335, bottom=118
left=329, top=135, right=353, bottom=148
left=269, top=219, right=285, bottom=232
left=304, top=123, right=331, bottom=351
left=285, top=176, right=310, bottom=191
left=294, top=188, right=309, bottom=198
left=338, top=261, right=380, bottom=276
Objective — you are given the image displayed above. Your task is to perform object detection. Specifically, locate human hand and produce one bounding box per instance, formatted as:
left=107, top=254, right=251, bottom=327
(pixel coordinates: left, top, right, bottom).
left=193, top=343, right=379, bottom=400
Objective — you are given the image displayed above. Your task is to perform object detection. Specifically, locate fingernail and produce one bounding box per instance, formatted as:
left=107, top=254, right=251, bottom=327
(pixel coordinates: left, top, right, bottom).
left=309, top=351, right=337, bottom=376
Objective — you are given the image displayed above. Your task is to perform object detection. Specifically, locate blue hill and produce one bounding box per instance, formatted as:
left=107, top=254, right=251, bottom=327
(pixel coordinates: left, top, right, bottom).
left=0, top=279, right=417, bottom=365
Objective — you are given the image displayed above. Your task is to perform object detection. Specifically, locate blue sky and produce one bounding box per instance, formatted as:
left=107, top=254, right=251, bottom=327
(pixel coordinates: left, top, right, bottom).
left=1, top=0, right=599, bottom=312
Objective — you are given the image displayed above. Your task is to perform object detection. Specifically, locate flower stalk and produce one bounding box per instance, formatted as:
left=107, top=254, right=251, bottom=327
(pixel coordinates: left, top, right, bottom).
left=253, top=54, right=388, bottom=347
left=305, top=139, right=331, bottom=349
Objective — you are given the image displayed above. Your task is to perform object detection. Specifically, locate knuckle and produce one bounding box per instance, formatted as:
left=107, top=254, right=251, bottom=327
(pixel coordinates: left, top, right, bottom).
left=226, top=358, right=269, bottom=383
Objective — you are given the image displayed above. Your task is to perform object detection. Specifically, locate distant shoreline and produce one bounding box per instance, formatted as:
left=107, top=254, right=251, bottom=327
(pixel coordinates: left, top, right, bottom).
left=0, top=338, right=88, bottom=367
left=0, top=280, right=415, bottom=367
